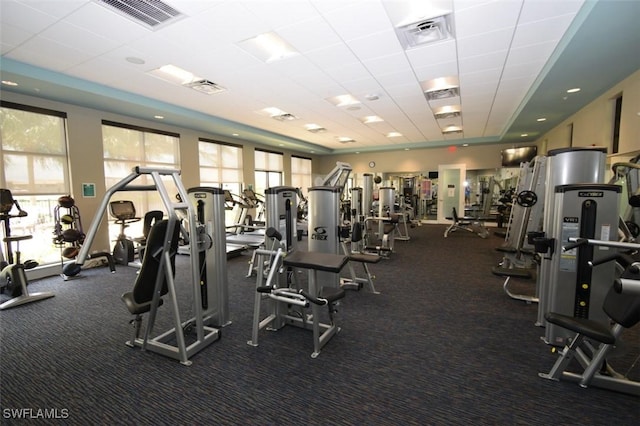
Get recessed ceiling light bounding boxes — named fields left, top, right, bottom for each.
left=536, top=117, right=547, bottom=122
left=1, top=80, right=18, bottom=86
left=421, top=77, right=460, bottom=101
left=126, top=56, right=145, bottom=65
left=404, top=148, right=410, bottom=151
left=365, top=94, right=380, bottom=101
left=337, top=136, right=356, bottom=143
left=442, top=125, right=462, bottom=134
left=154, top=115, right=164, bottom=119
left=232, top=133, right=239, bottom=137
left=361, top=115, right=384, bottom=124
left=238, top=31, right=299, bottom=63
left=521, top=133, right=529, bottom=137
left=566, top=87, right=581, bottom=93
left=386, top=132, right=402, bottom=138
left=462, top=143, right=469, bottom=147
left=148, top=64, right=195, bottom=84
left=305, top=124, right=327, bottom=133
left=327, top=94, right=360, bottom=107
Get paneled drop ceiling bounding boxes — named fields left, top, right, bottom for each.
left=1, top=0, right=639, bottom=155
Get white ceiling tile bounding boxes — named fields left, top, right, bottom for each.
left=347, top=30, right=403, bottom=61
left=453, top=0, right=522, bottom=39
left=16, top=0, right=89, bottom=18
left=458, top=50, right=507, bottom=74
left=1, top=0, right=61, bottom=33
left=39, top=21, right=120, bottom=56
left=63, top=2, right=150, bottom=44
left=0, top=22, right=34, bottom=50
left=241, top=0, right=317, bottom=28
left=363, top=52, right=412, bottom=77
left=305, top=43, right=359, bottom=69
left=322, top=1, right=393, bottom=41
left=413, top=61, right=458, bottom=82
left=457, top=27, right=515, bottom=58
left=6, top=36, right=91, bottom=71
left=374, top=69, right=418, bottom=89
left=405, top=39, right=457, bottom=68
left=512, top=14, right=578, bottom=48
left=277, top=17, right=342, bottom=53
left=518, top=0, right=585, bottom=25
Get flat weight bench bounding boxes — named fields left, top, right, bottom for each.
left=444, top=207, right=489, bottom=238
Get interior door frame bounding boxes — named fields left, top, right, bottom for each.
left=437, top=163, right=466, bottom=224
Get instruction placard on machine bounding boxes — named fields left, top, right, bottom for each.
left=559, top=217, right=579, bottom=272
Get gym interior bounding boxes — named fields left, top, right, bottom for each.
left=1, top=1, right=640, bottom=424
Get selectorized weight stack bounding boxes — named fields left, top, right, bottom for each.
left=532, top=147, right=610, bottom=345
left=542, top=184, right=621, bottom=345
left=187, top=187, right=230, bottom=328
left=308, top=186, right=341, bottom=288
left=264, top=186, right=298, bottom=253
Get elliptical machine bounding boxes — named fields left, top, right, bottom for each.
left=0, top=189, right=55, bottom=310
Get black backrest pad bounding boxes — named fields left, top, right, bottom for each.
left=1, top=189, right=15, bottom=214
left=132, top=219, right=180, bottom=304
left=603, top=267, right=640, bottom=328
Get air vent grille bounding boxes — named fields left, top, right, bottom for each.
left=184, top=80, right=226, bottom=95
left=96, top=0, right=183, bottom=29
left=425, top=87, right=459, bottom=101
left=272, top=113, right=299, bottom=121
left=396, top=14, right=453, bottom=49
left=307, top=127, right=327, bottom=134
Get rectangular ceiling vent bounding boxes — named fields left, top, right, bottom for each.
left=183, top=80, right=226, bottom=95
left=425, top=87, right=459, bottom=101
left=433, top=105, right=461, bottom=119
left=307, top=127, right=327, bottom=134
left=95, top=0, right=183, bottom=30
left=272, top=113, right=299, bottom=121
left=396, top=14, right=453, bottom=49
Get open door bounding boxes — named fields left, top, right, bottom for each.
left=437, top=163, right=466, bottom=224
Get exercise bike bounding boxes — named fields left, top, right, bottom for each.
left=109, top=200, right=140, bottom=265
left=0, top=189, right=54, bottom=310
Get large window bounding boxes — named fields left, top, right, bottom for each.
left=102, top=121, right=180, bottom=240
left=199, top=138, right=243, bottom=226
left=291, top=155, right=312, bottom=195
left=0, top=102, right=70, bottom=264
left=254, top=149, right=283, bottom=196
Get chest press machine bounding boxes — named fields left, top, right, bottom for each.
left=76, top=167, right=227, bottom=365
left=247, top=185, right=349, bottom=358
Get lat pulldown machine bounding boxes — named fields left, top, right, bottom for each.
left=76, top=167, right=227, bottom=365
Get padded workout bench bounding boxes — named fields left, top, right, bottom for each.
left=248, top=249, right=348, bottom=358
left=444, top=207, right=489, bottom=238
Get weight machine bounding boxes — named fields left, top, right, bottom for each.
left=539, top=238, right=640, bottom=396
left=532, top=147, right=608, bottom=334
left=76, top=167, right=226, bottom=365
left=493, top=156, right=546, bottom=302
left=248, top=186, right=349, bottom=357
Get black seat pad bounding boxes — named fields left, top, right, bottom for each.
left=544, top=312, right=615, bottom=344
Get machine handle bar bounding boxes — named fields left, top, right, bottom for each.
left=563, top=238, right=588, bottom=251
left=614, top=278, right=640, bottom=295
left=299, top=289, right=327, bottom=306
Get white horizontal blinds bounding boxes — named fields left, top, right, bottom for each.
left=291, top=155, right=312, bottom=196
left=198, top=139, right=243, bottom=188
left=254, top=149, right=283, bottom=196
left=102, top=121, right=180, bottom=240
left=0, top=102, right=70, bottom=264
